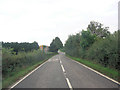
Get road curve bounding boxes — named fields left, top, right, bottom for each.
left=13, top=52, right=119, bottom=88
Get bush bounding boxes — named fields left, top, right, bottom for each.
left=86, top=32, right=119, bottom=69
left=65, top=29, right=119, bottom=70
left=2, top=48, right=55, bottom=78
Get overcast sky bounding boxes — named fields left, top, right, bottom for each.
left=0, top=0, right=119, bottom=46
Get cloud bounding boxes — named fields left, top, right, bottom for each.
left=0, top=0, right=119, bottom=45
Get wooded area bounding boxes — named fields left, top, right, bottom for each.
left=65, top=21, right=120, bottom=70
left=2, top=41, right=39, bottom=54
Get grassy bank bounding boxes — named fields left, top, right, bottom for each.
left=67, top=55, right=120, bottom=82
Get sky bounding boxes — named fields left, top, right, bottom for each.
left=0, top=0, right=119, bottom=46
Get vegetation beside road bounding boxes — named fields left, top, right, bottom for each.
left=49, top=37, right=63, bottom=53
left=67, top=55, right=119, bottom=82
left=2, top=37, right=63, bottom=88
left=65, top=21, right=120, bottom=82
left=2, top=42, right=56, bottom=88
left=3, top=59, right=46, bottom=88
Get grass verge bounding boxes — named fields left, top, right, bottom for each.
left=3, top=54, right=56, bottom=88
left=67, top=55, right=120, bottom=83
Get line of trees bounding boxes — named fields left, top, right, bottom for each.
left=2, top=41, right=39, bottom=54
left=65, top=21, right=120, bottom=70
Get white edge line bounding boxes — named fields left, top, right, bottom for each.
left=72, top=59, right=120, bottom=85
left=61, top=64, right=65, bottom=73
left=66, top=78, right=73, bottom=90
left=10, top=60, right=48, bottom=88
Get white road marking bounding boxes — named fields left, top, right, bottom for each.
left=59, top=57, right=73, bottom=89
left=66, top=78, right=73, bottom=90
left=10, top=60, right=48, bottom=89
left=60, top=60, right=62, bottom=64
left=72, top=60, right=120, bottom=85
left=48, top=58, right=59, bottom=62
left=61, top=64, right=65, bottom=73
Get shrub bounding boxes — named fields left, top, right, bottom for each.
left=2, top=48, right=55, bottom=78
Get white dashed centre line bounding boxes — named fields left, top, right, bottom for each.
left=60, top=60, right=73, bottom=89
left=60, top=60, right=62, bottom=64
left=61, top=64, right=65, bottom=73
left=66, top=78, right=73, bottom=90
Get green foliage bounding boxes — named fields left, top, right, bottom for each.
left=2, top=41, right=39, bottom=54
left=54, top=37, right=63, bottom=49
left=87, top=21, right=110, bottom=38
left=65, top=33, right=81, bottom=57
left=49, top=39, right=58, bottom=52
left=86, top=31, right=119, bottom=69
left=65, top=21, right=119, bottom=70
left=65, top=31, right=95, bottom=58
left=80, top=30, right=95, bottom=50
left=49, top=37, right=63, bottom=52
left=2, top=48, right=55, bottom=78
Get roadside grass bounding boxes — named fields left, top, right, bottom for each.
left=67, top=55, right=120, bottom=83
left=3, top=54, right=56, bottom=88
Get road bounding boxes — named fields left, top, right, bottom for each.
left=13, top=52, right=119, bottom=88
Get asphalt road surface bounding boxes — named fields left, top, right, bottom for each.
left=14, top=52, right=119, bottom=88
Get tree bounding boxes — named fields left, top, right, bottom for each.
left=65, top=33, right=81, bottom=57
left=49, top=37, right=63, bottom=52
left=54, top=37, right=63, bottom=49
left=87, top=21, right=110, bottom=38
left=80, top=30, right=95, bottom=50
left=49, top=39, right=58, bottom=52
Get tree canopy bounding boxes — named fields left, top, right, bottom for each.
left=87, top=21, right=110, bottom=38
left=65, top=21, right=119, bottom=70
left=2, top=41, right=39, bottom=54
left=49, top=37, right=63, bottom=52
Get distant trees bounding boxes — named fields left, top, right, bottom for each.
left=2, top=41, right=39, bottom=54
left=65, top=21, right=120, bottom=70
left=49, top=37, right=63, bottom=52
left=49, top=39, right=58, bottom=52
